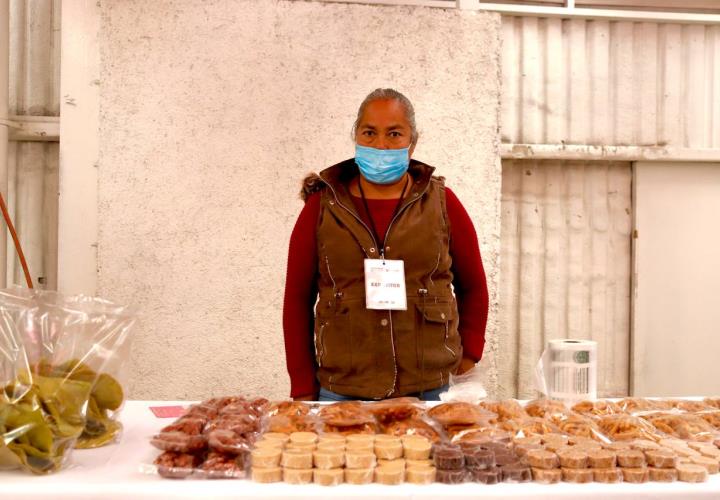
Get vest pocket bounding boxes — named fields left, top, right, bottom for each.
left=314, top=310, right=352, bottom=377
left=415, top=302, right=460, bottom=372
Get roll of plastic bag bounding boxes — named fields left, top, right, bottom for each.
left=535, top=339, right=597, bottom=403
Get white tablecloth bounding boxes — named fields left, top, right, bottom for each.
left=2, top=401, right=720, bottom=499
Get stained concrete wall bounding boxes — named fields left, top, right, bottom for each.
left=97, top=0, right=502, bottom=400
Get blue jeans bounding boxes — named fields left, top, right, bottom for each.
left=319, top=384, right=449, bottom=402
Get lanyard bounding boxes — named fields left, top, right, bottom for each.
left=357, top=175, right=409, bottom=258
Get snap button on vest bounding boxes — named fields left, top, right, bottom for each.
left=380, top=319, right=388, bottom=326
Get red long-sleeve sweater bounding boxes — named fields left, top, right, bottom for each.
left=283, top=187, right=489, bottom=398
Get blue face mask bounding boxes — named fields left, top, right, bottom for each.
left=355, top=144, right=410, bottom=185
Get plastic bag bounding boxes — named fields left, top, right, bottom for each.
left=145, top=395, right=268, bottom=479
left=695, top=410, right=720, bottom=430
left=668, top=400, right=716, bottom=413
left=318, top=401, right=377, bottom=435
left=264, top=400, right=321, bottom=433
left=267, top=413, right=319, bottom=434
left=364, top=398, right=445, bottom=443
left=267, top=400, right=313, bottom=417
left=617, top=397, right=674, bottom=414
left=448, top=422, right=513, bottom=444
left=571, top=399, right=623, bottom=416
left=498, top=416, right=560, bottom=438
left=0, top=288, right=136, bottom=473
left=596, top=414, right=664, bottom=442
left=365, top=397, right=424, bottom=424
left=379, top=415, right=445, bottom=443
left=547, top=412, right=611, bottom=443
left=703, top=397, right=720, bottom=409
left=428, top=402, right=496, bottom=427
left=440, top=362, right=488, bottom=404
left=524, top=398, right=571, bottom=419
left=639, top=412, right=717, bottom=442
left=499, top=398, right=611, bottom=443
left=427, top=402, right=499, bottom=446
left=479, top=400, right=528, bottom=422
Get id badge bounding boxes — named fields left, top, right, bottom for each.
left=364, top=259, right=407, bottom=310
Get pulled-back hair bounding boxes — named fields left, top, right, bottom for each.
left=351, top=88, right=419, bottom=146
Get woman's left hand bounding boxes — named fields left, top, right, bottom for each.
left=457, top=356, right=476, bottom=375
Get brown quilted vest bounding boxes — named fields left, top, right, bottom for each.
left=312, top=158, right=461, bottom=399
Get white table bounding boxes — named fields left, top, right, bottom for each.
left=2, top=401, right=720, bottom=499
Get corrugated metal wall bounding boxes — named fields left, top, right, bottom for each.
left=498, top=159, right=633, bottom=399
left=501, top=17, right=720, bottom=147
left=498, top=16, right=718, bottom=398
left=7, top=0, right=60, bottom=289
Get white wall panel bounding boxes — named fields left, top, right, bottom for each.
left=633, top=162, right=720, bottom=397
left=501, top=16, right=720, bottom=148
left=498, top=159, right=632, bottom=399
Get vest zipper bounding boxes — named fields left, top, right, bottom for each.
left=385, top=311, right=398, bottom=398
left=443, top=321, right=456, bottom=360
left=317, top=322, right=326, bottom=367
left=381, top=185, right=430, bottom=255
left=319, top=174, right=431, bottom=256
left=325, top=256, right=337, bottom=299
left=322, top=257, right=335, bottom=387
left=428, top=251, right=441, bottom=289
left=320, top=173, right=432, bottom=397
left=379, top=183, right=431, bottom=396
left=320, top=180, right=380, bottom=254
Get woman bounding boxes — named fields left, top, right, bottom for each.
left=283, top=88, right=488, bottom=401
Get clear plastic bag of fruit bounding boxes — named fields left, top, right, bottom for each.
left=0, top=288, right=136, bottom=474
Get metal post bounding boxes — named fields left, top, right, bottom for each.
left=0, top=0, right=9, bottom=288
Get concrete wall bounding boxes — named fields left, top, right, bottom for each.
left=97, top=0, right=502, bottom=400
